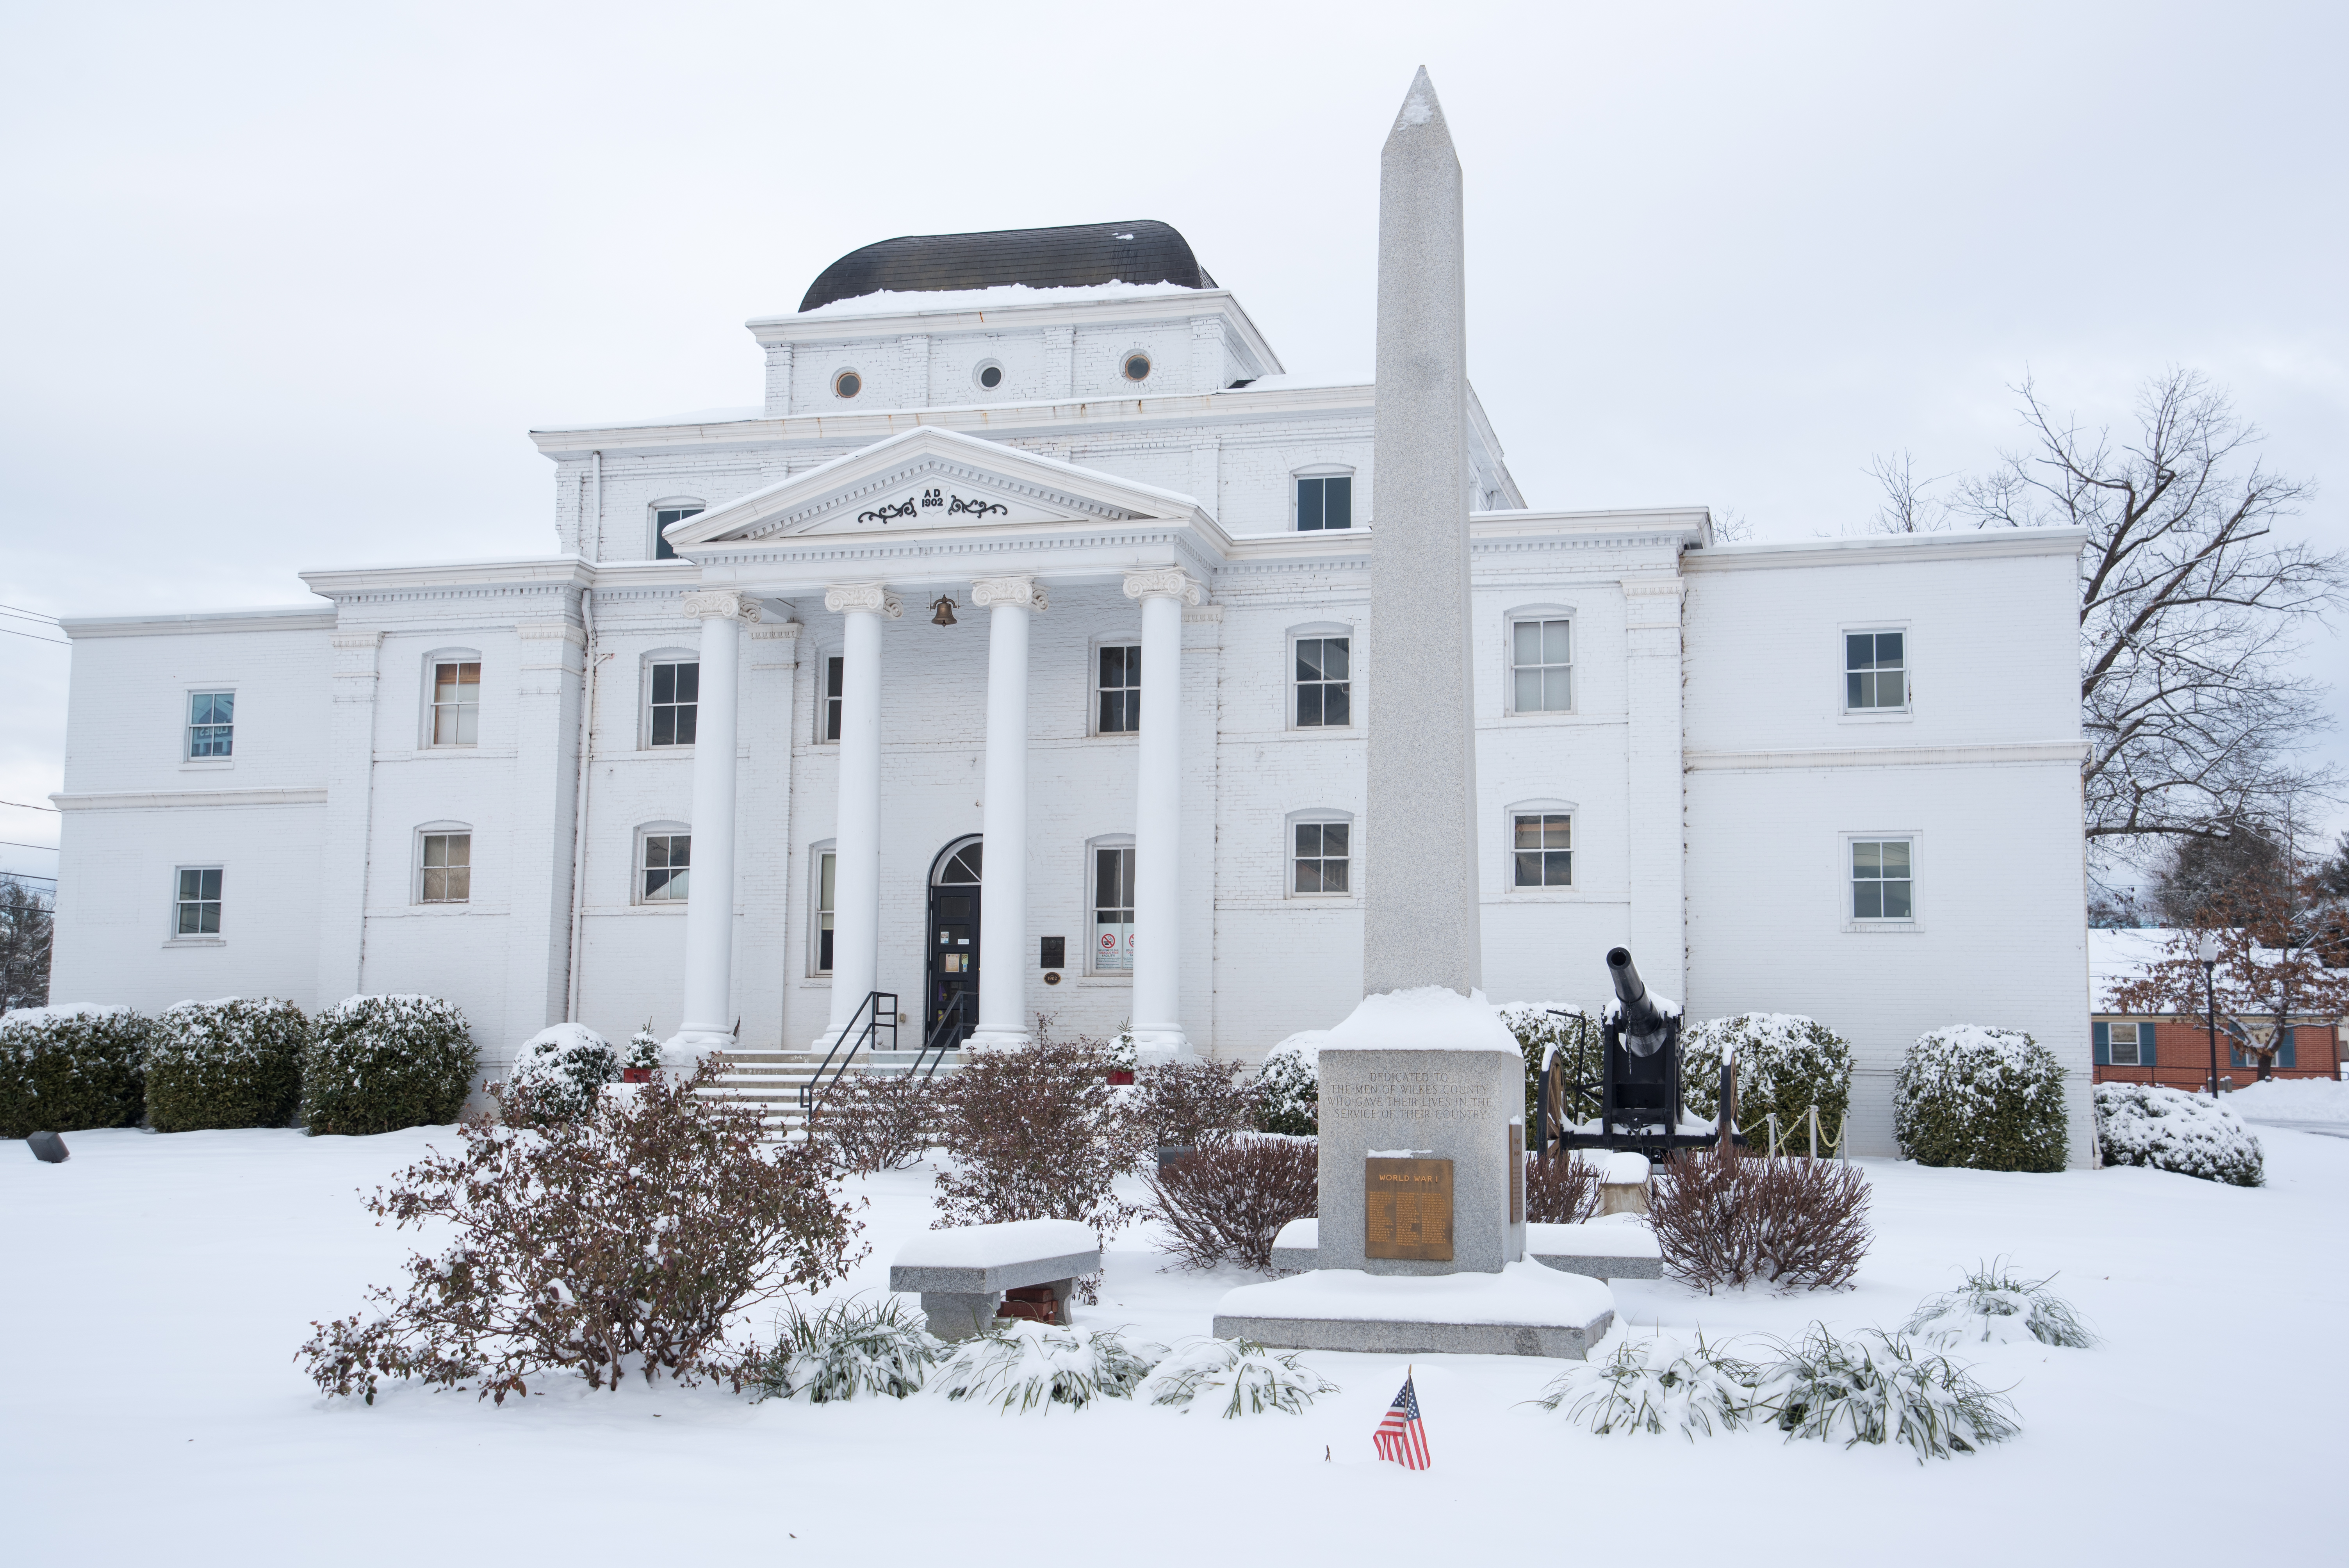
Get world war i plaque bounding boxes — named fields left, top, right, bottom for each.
left=1364, top=1156, right=1454, bottom=1261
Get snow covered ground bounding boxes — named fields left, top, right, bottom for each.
left=2225, top=1077, right=2349, bottom=1137
left=4, top=1127, right=2341, bottom=1565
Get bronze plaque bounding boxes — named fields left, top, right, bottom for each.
left=1508, top=1123, right=1524, bottom=1224
left=1365, top=1157, right=1454, bottom=1261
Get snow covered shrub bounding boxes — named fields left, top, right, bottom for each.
left=1681, top=1013, right=1852, bottom=1137
left=505, top=1023, right=618, bottom=1122
left=0, top=1005, right=149, bottom=1137
left=1524, top=1152, right=1601, bottom=1223
left=1254, top=1031, right=1322, bottom=1136
left=1903, top=1261, right=2096, bottom=1349
left=1749, top=1324, right=2020, bottom=1462
left=1497, top=1002, right=1602, bottom=1127
left=624, top=1026, right=663, bottom=1074
left=743, top=1295, right=939, bottom=1403
left=2095, top=1082, right=2263, bottom=1186
left=301, top=994, right=478, bottom=1136
left=1144, top=1135, right=1319, bottom=1271
left=1649, top=1148, right=1872, bottom=1292
left=809, top=1068, right=934, bottom=1175
left=1893, top=1026, right=2068, bottom=1172
left=1131, top=1058, right=1256, bottom=1151
left=145, top=997, right=309, bottom=1131
left=299, top=1060, right=862, bottom=1404
left=1142, top=1336, right=1337, bottom=1417
left=930, top=1033, right=1144, bottom=1244
left=931, top=1320, right=1161, bottom=1412
left=1536, top=1332, right=1760, bottom=1438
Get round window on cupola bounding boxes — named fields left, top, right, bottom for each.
left=833, top=369, right=863, bottom=399
left=974, top=360, right=1005, bottom=391
left=1121, top=351, right=1153, bottom=383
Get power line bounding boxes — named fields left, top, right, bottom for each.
left=1, top=799, right=60, bottom=813
left=0, top=624, right=70, bottom=647
left=0, top=839, right=59, bottom=853
left=0, top=603, right=61, bottom=623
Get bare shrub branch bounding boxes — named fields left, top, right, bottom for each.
left=1649, top=1149, right=1872, bottom=1293
left=1144, top=1136, right=1319, bottom=1272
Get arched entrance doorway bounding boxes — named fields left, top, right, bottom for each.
left=927, top=836, right=982, bottom=1044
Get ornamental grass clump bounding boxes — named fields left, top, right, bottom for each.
left=1253, top=1031, right=1322, bottom=1136
left=743, top=1295, right=940, bottom=1403
left=1681, top=1013, right=1852, bottom=1137
left=931, top=1321, right=1162, bottom=1413
left=505, top=1023, right=618, bottom=1123
left=0, top=1005, right=149, bottom=1137
left=1524, top=1152, right=1600, bottom=1223
left=1143, top=1135, right=1319, bottom=1272
left=1536, top=1332, right=1760, bottom=1438
left=1893, top=1025, right=2068, bottom=1172
left=145, top=997, right=309, bottom=1131
left=1648, top=1147, right=1872, bottom=1292
left=1750, top=1324, right=2020, bottom=1462
left=1903, top=1260, right=2097, bottom=1349
left=302, top=994, right=478, bottom=1136
left=930, top=1032, right=1144, bottom=1245
left=1142, top=1337, right=1337, bottom=1417
left=2094, top=1082, right=2263, bottom=1186
left=299, top=1060, right=863, bottom=1404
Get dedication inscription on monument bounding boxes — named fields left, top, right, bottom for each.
left=1364, top=1156, right=1454, bottom=1261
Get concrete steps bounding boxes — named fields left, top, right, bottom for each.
left=697, top=1047, right=961, bottom=1142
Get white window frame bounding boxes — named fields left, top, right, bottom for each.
left=634, top=822, right=691, bottom=906
left=1840, top=622, right=1913, bottom=718
left=1291, top=466, right=1357, bottom=532
left=1285, top=808, right=1356, bottom=900
left=1507, top=800, right=1577, bottom=891
left=815, top=652, right=844, bottom=745
left=643, top=649, right=699, bottom=750
left=1091, top=638, right=1143, bottom=739
left=1503, top=606, right=1576, bottom=716
left=1287, top=621, right=1355, bottom=731
left=971, top=358, right=1007, bottom=394
left=807, top=839, right=836, bottom=977
left=170, top=864, right=224, bottom=940
left=1087, top=834, right=1136, bottom=977
left=421, top=649, right=483, bottom=749
left=650, top=497, right=706, bottom=562
left=1844, top=831, right=1921, bottom=930
left=415, top=823, right=474, bottom=905
left=184, top=688, right=236, bottom=762
left=2108, top=1020, right=2144, bottom=1067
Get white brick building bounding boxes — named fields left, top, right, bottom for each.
left=48, top=221, right=2094, bottom=1158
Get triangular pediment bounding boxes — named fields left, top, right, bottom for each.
left=665, top=426, right=1213, bottom=552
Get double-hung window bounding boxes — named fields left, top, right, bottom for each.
left=1296, top=474, right=1353, bottom=531
left=1093, top=844, right=1135, bottom=972
left=1097, top=645, right=1141, bottom=734
left=420, top=832, right=472, bottom=903
left=821, top=656, right=844, bottom=743
left=1295, top=637, right=1350, bottom=727
left=813, top=849, right=836, bottom=973
left=1850, top=839, right=1912, bottom=919
left=1293, top=821, right=1351, bottom=894
left=1845, top=631, right=1907, bottom=710
left=653, top=504, right=704, bottom=561
left=649, top=661, right=699, bottom=746
left=175, top=867, right=223, bottom=935
left=640, top=832, right=689, bottom=902
left=431, top=662, right=480, bottom=746
left=1513, top=814, right=1572, bottom=887
left=1510, top=619, right=1572, bottom=713
left=187, top=692, right=234, bottom=758
left=2105, top=1022, right=2146, bottom=1067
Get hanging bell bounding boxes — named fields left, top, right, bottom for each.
left=930, top=595, right=959, bottom=626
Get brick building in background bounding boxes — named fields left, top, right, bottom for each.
left=2089, top=927, right=2344, bottom=1087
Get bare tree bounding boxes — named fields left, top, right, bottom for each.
left=0, top=877, right=52, bottom=1012
left=1864, top=450, right=1950, bottom=534
left=1881, top=370, right=2345, bottom=845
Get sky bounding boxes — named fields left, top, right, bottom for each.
left=3, top=0, right=2345, bottom=884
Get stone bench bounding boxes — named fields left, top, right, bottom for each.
left=1527, top=1216, right=1663, bottom=1280
left=888, top=1218, right=1101, bottom=1341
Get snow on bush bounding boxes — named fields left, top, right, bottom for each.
left=506, top=1023, right=618, bottom=1121
left=1893, top=1026, right=2068, bottom=1172
left=931, top=1321, right=1162, bottom=1413
left=2095, top=1082, right=2264, bottom=1186
left=745, top=1295, right=940, bottom=1403
left=623, top=1026, right=663, bottom=1075
left=1537, top=1332, right=1759, bottom=1438
left=146, top=997, right=309, bottom=1132
left=930, top=1033, right=1145, bottom=1250
left=1144, top=1135, right=1318, bottom=1271
left=1495, top=1002, right=1601, bottom=1127
left=1681, top=1013, right=1853, bottom=1139
left=299, top=1060, right=862, bottom=1404
left=1254, top=1030, right=1323, bottom=1136
left=301, top=994, right=478, bottom=1136
left=1141, top=1336, right=1337, bottom=1417
left=1903, top=1261, right=2097, bottom=1349
left=1649, top=1147, right=1872, bottom=1292
left=0, top=1004, right=149, bottom=1137
left=1750, top=1324, right=2020, bottom=1462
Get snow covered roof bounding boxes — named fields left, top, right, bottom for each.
left=2090, top=927, right=2180, bottom=1012
left=798, top=219, right=1214, bottom=312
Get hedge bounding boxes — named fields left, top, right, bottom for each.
left=1495, top=1002, right=1601, bottom=1136
left=0, top=1005, right=150, bottom=1136
left=302, top=994, right=478, bottom=1136
left=146, top=997, right=310, bottom=1131
left=1893, top=1026, right=2068, bottom=1172
left=506, top=1023, right=618, bottom=1121
left=2096, top=1082, right=2263, bottom=1187
left=1682, top=1013, right=1853, bottom=1142
left=1255, top=1031, right=1322, bottom=1137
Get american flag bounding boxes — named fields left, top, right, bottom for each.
left=1371, top=1369, right=1431, bottom=1470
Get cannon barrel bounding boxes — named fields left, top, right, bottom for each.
left=1606, top=946, right=1670, bottom=1037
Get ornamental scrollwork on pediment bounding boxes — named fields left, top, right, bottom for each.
left=855, top=489, right=1012, bottom=526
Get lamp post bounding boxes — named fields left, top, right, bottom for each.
left=2198, top=929, right=2222, bottom=1098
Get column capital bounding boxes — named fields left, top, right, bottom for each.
left=681, top=590, right=763, bottom=623
left=825, top=582, right=904, bottom=618
left=1122, top=567, right=1204, bottom=606
left=971, top=575, right=1049, bottom=613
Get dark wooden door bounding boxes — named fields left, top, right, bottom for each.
left=927, top=839, right=982, bottom=1042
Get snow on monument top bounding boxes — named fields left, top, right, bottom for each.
left=1322, top=986, right=1521, bottom=1055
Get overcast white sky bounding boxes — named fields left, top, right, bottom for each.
left=4, top=0, right=2345, bottom=882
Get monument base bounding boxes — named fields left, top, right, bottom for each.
left=1211, top=1262, right=1615, bottom=1360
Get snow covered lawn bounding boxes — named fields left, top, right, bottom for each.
left=4, top=1128, right=2340, bottom=1564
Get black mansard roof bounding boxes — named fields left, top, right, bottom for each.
left=798, top=220, right=1216, bottom=312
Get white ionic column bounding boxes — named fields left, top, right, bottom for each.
left=967, top=576, right=1048, bottom=1052
left=1123, top=567, right=1203, bottom=1063
left=670, top=589, right=759, bottom=1059
left=820, top=582, right=901, bottom=1045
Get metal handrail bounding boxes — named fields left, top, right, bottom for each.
left=799, top=991, right=897, bottom=1114
left=910, top=991, right=968, bottom=1083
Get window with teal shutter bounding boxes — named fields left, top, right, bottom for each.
left=2141, top=1024, right=2156, bottom=1067
left=2092, top=1021, right=2109, bottom=1066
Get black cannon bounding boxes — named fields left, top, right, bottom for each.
left=1536, top=946, right=1740, bottom=1161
